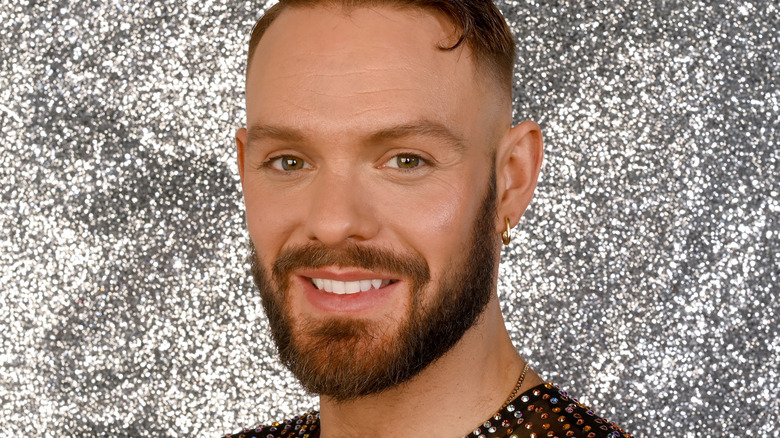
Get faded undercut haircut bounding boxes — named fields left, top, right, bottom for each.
left=246, top=0, right=517, bottom=95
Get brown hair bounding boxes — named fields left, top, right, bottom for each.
left=246, top=0, right=516, bottom=93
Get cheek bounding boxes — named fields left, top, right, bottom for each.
left=406, top=194, right=463, bottom=234
left=374, top=177, right=482, bottom=261
left=243, top=185, right=299, bottom=257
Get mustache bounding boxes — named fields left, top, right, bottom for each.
left=270, top=243, right=431, bottom=291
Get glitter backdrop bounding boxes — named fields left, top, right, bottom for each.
left=1, top=0, right=777, bottom=436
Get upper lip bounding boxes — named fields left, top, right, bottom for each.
left=296, top=268, right=399, bottom=282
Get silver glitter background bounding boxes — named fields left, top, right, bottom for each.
left=1, top=0, right=777, bottom=436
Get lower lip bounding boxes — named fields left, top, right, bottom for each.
left=297, top=276, right=400, bottom=313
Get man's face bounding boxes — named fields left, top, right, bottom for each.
left=239, top=6, right=505, bottom=399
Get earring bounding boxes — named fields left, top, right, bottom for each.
left=502, top=217, right=513, bottom=245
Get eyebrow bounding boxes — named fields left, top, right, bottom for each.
left=367, top=120, right=466, bottom=152
left=247, top=124, right=306, bottom=145
left=246, top=119, right=466, bottom=152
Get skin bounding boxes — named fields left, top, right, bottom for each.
left=236, top=5, right=544, bottom=437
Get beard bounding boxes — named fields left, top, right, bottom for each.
left=250, top=172, right=499, bottom=402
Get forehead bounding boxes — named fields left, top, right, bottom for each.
left=245, top=5, right=498, bottom=139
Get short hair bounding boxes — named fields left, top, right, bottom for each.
left=246, top=0, right=516, bottom=94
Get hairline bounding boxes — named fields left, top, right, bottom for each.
left=245, top=1, right=515, bottom=99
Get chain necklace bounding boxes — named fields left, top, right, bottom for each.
left=501, top=362, right=530, bottom=409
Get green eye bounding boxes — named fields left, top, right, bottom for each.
left=281, top=156, right=304, bottom=170
left=395, top=155, right=420, bottom=169
left=270, top=155, right=308, bottom=171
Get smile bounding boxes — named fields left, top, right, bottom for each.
left=310, top=278, right=396, bottom=294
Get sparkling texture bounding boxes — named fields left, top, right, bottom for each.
left=0, top=0, right=778, bottom=436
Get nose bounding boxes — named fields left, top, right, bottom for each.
left=304, top=168, right=379, bottom=245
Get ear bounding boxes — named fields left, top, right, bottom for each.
left=495, top=120, right=543, bottom=234
left=236, top=127, right=248, bottom=185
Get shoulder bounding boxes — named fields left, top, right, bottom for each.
left=224, top=411, right=320, bottom=438
left=467, top=382, right=634, bottom=438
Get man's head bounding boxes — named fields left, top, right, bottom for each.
left=236, top=0, right=543, bottom=401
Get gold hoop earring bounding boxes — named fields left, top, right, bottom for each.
left=502, top=217, right=512, bottom=245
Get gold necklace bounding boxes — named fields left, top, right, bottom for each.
left=501, top=362, right=530, bottom=409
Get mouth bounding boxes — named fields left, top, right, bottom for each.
left=308, top=277, right=398, bottom=295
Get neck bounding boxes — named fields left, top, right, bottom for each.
left=318, top=297, right=543, bottom=438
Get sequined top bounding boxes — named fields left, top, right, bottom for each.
left=226, top=382, right=632, bottom=438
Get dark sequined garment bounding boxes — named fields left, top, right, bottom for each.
left=226, top=382, right=632, bottom=438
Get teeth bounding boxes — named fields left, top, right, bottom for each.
left=311, top=278, right=392, bottom=294
left=345, top=281, right=360, bottom=294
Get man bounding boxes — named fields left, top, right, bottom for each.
left=229, top=0, right=632, bottom=436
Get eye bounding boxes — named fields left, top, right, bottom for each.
left=267, top=155, right=310, bottom=171
left=386, top=154, right=423, bottom=169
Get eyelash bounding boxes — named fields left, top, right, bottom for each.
left=385, top=153, right=432, bottom=170
left=260, top=155, right=308, bottom=171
